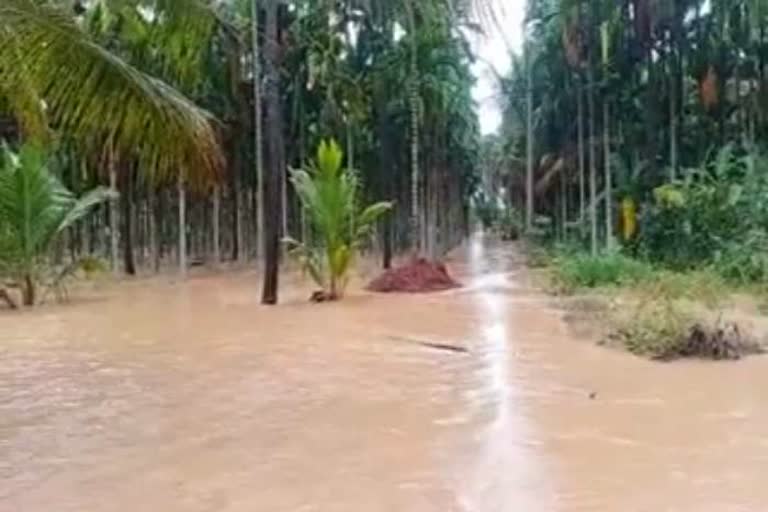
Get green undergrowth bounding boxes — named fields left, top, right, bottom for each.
left=548, top=251, right=653, bottom=294
left=539, top=246, right=764, bottom=360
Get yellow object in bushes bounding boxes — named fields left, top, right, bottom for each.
left=621, top=197, right=637, bottom=241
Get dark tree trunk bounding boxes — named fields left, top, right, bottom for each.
left=383, top=223, right=393, bottom=269
left=376, top=100, right=394, bottom=269
left=261, top=0, right=285, bottom=305
left=231, top=155, right=241, bottom=262
left=121, top=165, right=136, bottom=276
left=22, top=274, right=35, bottom=307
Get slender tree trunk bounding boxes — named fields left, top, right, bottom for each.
left=261, top=0, right=284, bottom=305
left=148, top=186, right=159, bottom=272
left=376, top=103, right=393, bottom=269
left=383, top=214, right=393, bottom=269
left=409, top=71, right=421, bottom=253
left=587, top=64, right=598, bottom=254
left=212, top=185, right=221, bottom=266
left=250, top=188, right=257, bottom=258
left=121, top=168, right=136, bottom=276
left=136, top=197, right=146, bottom=269
left=669, top=19, right=679, bottom=180
left=734, top=42, right=744, bottom=143
left=232, top=160, right=243, bottom=262
left=22, top=274, right=35, bottom=307
left=281, top=160, right=288, bottom=239
left=253, top=0, right=265, bottom=261
left=603, top=101, right=612, bottom=248
left=405, top=0, right=421, bottom=253
left=347, top=123, right=355, bottom=175
left=109, top=152, right=119, bottom=275
left=577, top=73, right=586, bottom=222
left=669, top=70, right=678, bottom=180
left=560, top=169, right=568, bottom=241
left=525, top=40, right=535, bottom=231
left=157, top=188, right=167, bottom=267
left=80, top=164, right=91, bottom=256
left=178, top=175, right=187, bottom=277
left=299, top=115, right=308, bottom=245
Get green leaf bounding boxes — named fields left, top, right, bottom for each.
left=0, top=0, right=224, bottom=187
left=57, top=186, right=117, bottom=233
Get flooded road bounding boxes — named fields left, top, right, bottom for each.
left=1, top=238, right=768, bottom=511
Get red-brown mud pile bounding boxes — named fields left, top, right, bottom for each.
left=367, top=258, right=461, bottom=293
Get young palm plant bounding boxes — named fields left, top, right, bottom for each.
left=286, top=140, right=392, bottom=301
left=0, top=144, right=116, bottom=306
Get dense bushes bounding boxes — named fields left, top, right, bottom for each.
left=637, top=147, right=768, bottom=283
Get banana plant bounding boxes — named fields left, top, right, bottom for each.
left=0, top=144, right=116, bottom=306
left=285, top=139, right=392, bottom=301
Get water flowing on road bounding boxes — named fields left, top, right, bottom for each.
left=1, top=237, right=767, bottom=511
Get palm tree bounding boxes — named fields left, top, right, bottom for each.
left=0, top=144, right=115, bottom=306
left=404, top=0, right=423, bottom=252
left=286, top=140, right=392, bottom=300
left=0, top=0, right=224, bottom=186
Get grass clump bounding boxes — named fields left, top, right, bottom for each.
left=607, top=298, right=693, bottom=359
left=634, top=268, right=728, bottom=308
left=524, top=244, right=554, bottom=269
left=608, top=300, right=763, bottom=360
left=550, top=252, right=653, bottom=294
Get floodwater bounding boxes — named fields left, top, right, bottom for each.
left=1, top=237, right=768, bottom=511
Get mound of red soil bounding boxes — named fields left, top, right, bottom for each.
left=367, top=258, right=461, bottom=293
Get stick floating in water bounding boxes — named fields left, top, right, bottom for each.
left=386, top=335, right=470, bottom=354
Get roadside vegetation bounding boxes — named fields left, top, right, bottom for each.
left=529, top=239, right=767, bottom=361
left=477, top=146, right=768, bottom=360
left=473, top=0, right=768, bottom=361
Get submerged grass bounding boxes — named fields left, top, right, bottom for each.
left=605, top=297, right=693, bottom=359
left=540, top=246, right=762, bottom=360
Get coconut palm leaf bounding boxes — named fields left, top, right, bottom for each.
left=57, top=186, right=117, bottom=233
left=354, top=201, right=394, bottom=240
left=85, top=0, right=228, bottom=92
left=0, top=144, right=115, bottom=305
left=0, top=144, right=64, bottom=265
left=0, top=0, right=224, bottom=186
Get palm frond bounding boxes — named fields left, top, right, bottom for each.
left=98, top=0, right=227, bottom=91
left=0, top=0, right=224, bottom=187
left=0, top=144, right=63, bottom=264
left=57, top=186, right=117, bottom=233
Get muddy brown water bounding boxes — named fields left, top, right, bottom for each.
left=1, top=238, right=768, bottom=511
